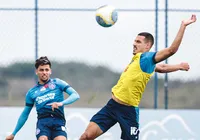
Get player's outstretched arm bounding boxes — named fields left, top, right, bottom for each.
left=154, top=15, right=196, bottom=63
left=5, top=106, right=33, bottom=140
left=155, top=62, right=189, bottom=73
left=47, top=87, right=80, bottom=111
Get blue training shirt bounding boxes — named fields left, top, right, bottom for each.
left=26, top=78, right=71, bottom=119
left=12, top=78, right=79, bottom=136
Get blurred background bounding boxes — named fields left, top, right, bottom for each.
left=1, top=0, right=200, bottom=140
left=0, top=0, right=200, bottom=109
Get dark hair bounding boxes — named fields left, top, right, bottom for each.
left=35, top=56, right=51, bottom=69
left=138, top=32, right=154, bottom=46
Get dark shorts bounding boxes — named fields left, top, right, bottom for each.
left=36, top=115, right=67, bottom=140
left=90, top=99, right=140, bottom=140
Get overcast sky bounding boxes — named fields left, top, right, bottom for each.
left=0, top=0, right=199, bottom=80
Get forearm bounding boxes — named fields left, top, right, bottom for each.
left=169, top=23, right=186, bottom=54
left=154, top=24, right=187, bottom=63
left=155, top=63, right=182, bottom=73
left=154, top=15, right=196, bottom=63
left=12, top=106, right=32, bottom=136
left=61, top=93, right=80, bottom=105
left=61, top=87, right=80, bottom=105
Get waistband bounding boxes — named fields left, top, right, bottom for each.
left=110, top=97, right=139, bottom=109
left=38, top=113, right=65, bottom=121
left=112, top=93, right=132, bottom=106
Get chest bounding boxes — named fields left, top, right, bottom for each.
left=31, top=83, right=62, bottom=100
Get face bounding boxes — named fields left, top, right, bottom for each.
left=36, top=64, right=51, bottom=84
left=133, top=35, right=151, bottom=55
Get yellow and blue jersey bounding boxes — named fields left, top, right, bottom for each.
left=112, top=52, right=156, bottom=107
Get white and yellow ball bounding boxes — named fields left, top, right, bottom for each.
left=95, top=5, right=118, bottom=28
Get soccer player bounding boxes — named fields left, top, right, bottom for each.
left=5, top=56, right=80, bottom=140
left=79, top=15, right=196, bottom=140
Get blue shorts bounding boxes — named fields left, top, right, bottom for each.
left=90, top=99, right=140, bottom=140
left=36, top=115, right=67, bottom=140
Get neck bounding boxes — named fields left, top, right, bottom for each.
left=38, top=78, right=50, bottom=85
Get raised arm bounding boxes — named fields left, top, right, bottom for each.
left=155, top=62, right=189, bottom=73
left=154, top=15, right=196, bottom=63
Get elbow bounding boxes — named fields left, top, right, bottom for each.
left=22, top=113, right=29, bottom=120
left=156, top=66, right=168, bottom=73
left=75, top=93, right=80, bottom=100
left=160, top=66, right=168, bottom=73
left=77, top=94, right=80, bottom=100
left=160, top=70, right=168, bottom=73
left=168, top=47, right=178, bottom=55
left=157, top=69, right=166, bottom=73
left=19, top=114, right=29, bottom=123
left=24, top=117, right=28, bottom=122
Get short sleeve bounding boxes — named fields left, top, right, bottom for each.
left=55, top=78, right=70, bottom=91
left=140, top=52, right=157, bottom=73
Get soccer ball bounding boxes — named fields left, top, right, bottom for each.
left=95, top=5, right=118, bottom=28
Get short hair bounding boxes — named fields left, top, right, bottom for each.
left=138, top=32, right=154, bottom=46
left=35, top=56, right=51, bottom=69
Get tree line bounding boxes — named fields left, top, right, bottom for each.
left=0, top=61, right=199, bottom=109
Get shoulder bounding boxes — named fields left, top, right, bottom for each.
left=51, top=78, right=69, bottom=86
left=141, top=52, right=156, bottom=58
left=139, top=52, right=156, bottom=73
left=141, top=52, right=156, bottom=63
left=25, top=86, right=37, bottom=102
left=51, top=78, right=66, bottom=83
left=26, top=85, right=37, bottom=96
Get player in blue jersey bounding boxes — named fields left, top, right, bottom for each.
left=6, top=56, right=80, bottom=140
left=80, top=15, right=196, bottom=140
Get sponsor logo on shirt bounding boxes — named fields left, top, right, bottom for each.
left=36, top=93, right=55, bottom=104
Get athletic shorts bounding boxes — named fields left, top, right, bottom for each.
left=90, top=98, right=140, bottom=140
left=36, top=115, right=67, bottom=140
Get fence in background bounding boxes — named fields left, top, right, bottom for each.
left=0, top=0, right=200, bottom=109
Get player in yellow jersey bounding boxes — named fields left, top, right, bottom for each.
left=80, top=15, right=196, bottom=140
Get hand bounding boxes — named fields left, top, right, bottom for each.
left=179, top=62, right=190, bottom=71
left=47, top=102, right=63, bottom=111
left=5, top=134, right=14, bottom=140
left=182, top=14, right=197, bottom=26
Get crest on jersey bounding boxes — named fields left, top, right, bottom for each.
left=48, top=83, right=56, bottom=90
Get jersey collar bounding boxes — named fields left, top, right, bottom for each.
left=37, top=78, right=51, bottom=86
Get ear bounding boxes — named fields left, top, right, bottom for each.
left=145, top=42, right=151, bottom=50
